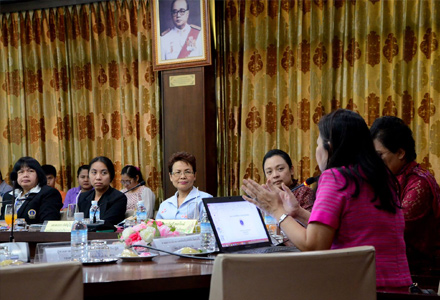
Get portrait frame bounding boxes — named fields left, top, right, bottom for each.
left=151, top=0, right=211, bottom=71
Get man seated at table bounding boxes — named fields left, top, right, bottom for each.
left=42, top=164, right=66, bottom=203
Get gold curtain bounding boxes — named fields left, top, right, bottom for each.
left=0, top=0, right=163, bottom=200
left=217, top=0, right=440, bottom=196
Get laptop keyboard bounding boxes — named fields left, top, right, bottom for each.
left=235, top=246, right=300, bottom=254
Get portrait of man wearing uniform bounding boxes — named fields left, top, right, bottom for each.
left=160, top=0, right=203, bottom=61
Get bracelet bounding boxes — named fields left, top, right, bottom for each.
left=277, top=214, right=288, bottom=227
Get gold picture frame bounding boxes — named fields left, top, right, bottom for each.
left=151, top=0, right=211, bottom=71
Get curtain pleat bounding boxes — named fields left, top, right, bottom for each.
left=216, top=0, right=440, bottom=195
left=0, top=0, right=163, bottom=202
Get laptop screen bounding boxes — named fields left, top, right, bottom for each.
left=202, top=196, right=272, bottom=252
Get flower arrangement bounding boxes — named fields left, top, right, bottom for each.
left=119, top=219, right=180, bottom=248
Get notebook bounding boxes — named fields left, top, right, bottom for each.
left=202, top=196, right=300, bottom=254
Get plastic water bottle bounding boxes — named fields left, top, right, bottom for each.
left=264, top=214, right=277, bottom=236
left=89, top=201, right=100, bottom=223
left=71, top=212, right=88, bottom=262
left=136, top=200, right=147, bottom=224
left=200, top=211, right=215, bottom=251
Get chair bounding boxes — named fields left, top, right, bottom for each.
left=209, top=246, right=376, bottom=300
left=0, top=261, right=83, bottom=300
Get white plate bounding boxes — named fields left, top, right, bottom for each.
left=82, top=258, right=119, bottom=265
left=117, top=253, right=158, bottom=262
left=175, top=249, right=216, bottom=257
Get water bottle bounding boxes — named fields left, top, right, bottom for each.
left=89, top=201, right=100, bottom=223
left=136, top=200, right=147, bottom=224
left=71, top=212, right=88, bottom=262
left=264, top=214, right=277, bottom=236
left=200, top=211, right=215, bottom=251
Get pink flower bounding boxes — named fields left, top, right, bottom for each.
left=155, top=221, right=163, bottom=227
left=159, top=225, right=171, bottom=237
left=129, top=232, right=142, bottom=243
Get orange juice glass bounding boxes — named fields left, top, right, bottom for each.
left=5, top=214, right=17, bottom=227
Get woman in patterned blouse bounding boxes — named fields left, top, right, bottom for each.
left=120, top=165, right=156, bottom=219
left=262, top=149, right=315, bottom=212
left=371, top=116, right=440, bottom=273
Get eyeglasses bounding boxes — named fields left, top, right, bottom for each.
left=120, top=180, right=133, bottom=185
left=171, top=170, right=194, bottom=177
left=171, top=9, right=188, bottom=16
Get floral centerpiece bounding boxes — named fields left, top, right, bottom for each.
left=119, top=219, right=180, bottom=250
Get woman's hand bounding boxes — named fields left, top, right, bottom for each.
left=279, top=183, right=301, bottom=218
left=241, top=178, right=283, bottom=216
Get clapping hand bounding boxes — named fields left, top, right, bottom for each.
left=241, top=178, right=283, bottom=216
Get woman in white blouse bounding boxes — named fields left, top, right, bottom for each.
left=120, top=165, right=156, bottom=219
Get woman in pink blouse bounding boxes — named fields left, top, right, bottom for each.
left=242, top=109, right=412, bottom=292
left=120, top=165, right=156, bottom=219
left=371, top=116, right=440, bottom=273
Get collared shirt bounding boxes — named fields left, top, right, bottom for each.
left=160, top=23, right=202, bottom=60
left=156, top=186, right=212, bottom=221
left=0, top=181, right=13, bottom=197
left=12, top=185, right=42, bottom=213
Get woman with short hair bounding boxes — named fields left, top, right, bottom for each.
left=1, top=156, right=62, bottom=224
left=371, top=116, right=440, bottom=273
left=156, top=151, right=212, bottom=220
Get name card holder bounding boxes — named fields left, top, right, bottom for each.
left=156, top=219, right=198, bottom=234
left=35, top=240, right=125, bottom=263
left=41, top=221, right=74, bottom=232
left=151, top=234, right=201, bottom=255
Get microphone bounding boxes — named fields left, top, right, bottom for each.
left=9, top=171, right=18, bottom=242
left=290, top=175, right=319, bottom=192
left=123, top=181, right=145, bottom=194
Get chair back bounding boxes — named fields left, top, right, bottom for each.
left=0, top=261, right=83, bottom=300
left=209, top=246, right=376, bottom=300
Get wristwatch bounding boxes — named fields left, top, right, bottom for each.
left=277, top=214, right=289, bottom=227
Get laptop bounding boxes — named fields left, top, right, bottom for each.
left=202, top=196, right=300, bottom=254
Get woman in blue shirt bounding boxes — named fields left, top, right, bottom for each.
left=156, top=152, right=212, bottom=220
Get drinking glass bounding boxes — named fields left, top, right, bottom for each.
left=187, top=202, right=200, bottom=233
left=88, top=240, right=109, bottom=262
left=67, top=204, right=76, bottom=221
left=186, top=202, right=199, bottom=220
left=14, top=218, right=27, bottom=231
left=0, top=245, right=10, bottom=262
left=4, top=205, right=17, bottom=227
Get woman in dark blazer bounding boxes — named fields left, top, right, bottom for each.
left=77, top=156, right=127, bottom=226
left=1, top=157, right=62, bottom=224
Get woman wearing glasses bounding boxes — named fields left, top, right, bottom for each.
left=371, top=116, right=440, bottom=274
left=120, top=165, right=156, bottom=219
left=156, top=152, right=212, bottom=220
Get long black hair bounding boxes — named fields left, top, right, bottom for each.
left=318, top=109, right=399, bottom=213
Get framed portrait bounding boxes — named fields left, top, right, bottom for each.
left=151, top=0, right=211, bottom=71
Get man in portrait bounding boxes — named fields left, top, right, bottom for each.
left=160, top=0, right=203, bottom=60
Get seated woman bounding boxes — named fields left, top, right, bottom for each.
left=242, top=109, right=412, bottom=292
left=78, top=156, right=127, bottom=226
left=263, top=149, right=315, bottom=211
left=1, top=157, right=63, bottom=224
left=156, top=152, right=212, bottom=220
left=120, top=165, right=156, bottom=219
left=371, top=116, right=440, bottom=273
left=62, top=165, right=93, bottom=211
